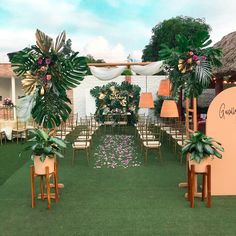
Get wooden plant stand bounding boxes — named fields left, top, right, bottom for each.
left=188, top=164, right=211, bottom=208
left=30, top=162, right=59, bottom=209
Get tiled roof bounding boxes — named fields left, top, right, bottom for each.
left=0, top=63, right=16, bottom=78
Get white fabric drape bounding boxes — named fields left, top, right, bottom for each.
left=130, top=61, right=163, bottom=76
left=89, top=66, right=126, bottom=81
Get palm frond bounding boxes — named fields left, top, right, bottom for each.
left=195, top=60, right=212, bottom=87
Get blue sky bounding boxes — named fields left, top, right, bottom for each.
left=0, top=0, right=235, bottom=62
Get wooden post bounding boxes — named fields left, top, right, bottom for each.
left=40, top=176, right=44, bottom=200
left=207, top=165, right=211, bottom=208
left=177, top=89, right=183, bottom=121
left=45, top=166, right=51, bottom=209
left=190, top=164, right=195, bottom=208
left=30, top=166, right=35, bottom=208
left=54, top=162, right=59, bottom=203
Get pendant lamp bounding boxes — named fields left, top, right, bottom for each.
left=139, top=76, right=154, bottom=108
left=139, top=92, right=154, bottom=108
left=157, top=79, right=171, bottom=96
left=160, top=100, right=179, bottom=117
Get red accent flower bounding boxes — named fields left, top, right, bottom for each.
left=192, top=55, right=199, bottom=61
left=37, top=57, right=43, bottom=65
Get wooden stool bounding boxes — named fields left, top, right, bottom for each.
left=30, top=162, right=59, bottom=209
left=188, top=164, right=211, bottom=208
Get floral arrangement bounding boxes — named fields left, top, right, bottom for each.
left=159, top=34, right=222, bottom=98
left=178, top=51, right=207, bottom=74
left=3, top=97, right=14, bottom=106
left=8, top=29, right=87, bottom=128
left=90, top=81, right=141, bottom=124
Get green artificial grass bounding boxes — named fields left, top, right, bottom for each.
left=0, top=127, right=236, bottom=235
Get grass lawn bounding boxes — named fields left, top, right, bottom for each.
left=0, top=126, right=236, bottom=235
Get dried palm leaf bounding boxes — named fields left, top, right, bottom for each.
left=22, top=72, right=38, bottom=95
left=54, top=31, right=66, bottom=52
left=35, top=29, right=53, bottom=53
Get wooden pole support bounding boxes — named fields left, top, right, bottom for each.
left=30, top=166, right=35, bottom=208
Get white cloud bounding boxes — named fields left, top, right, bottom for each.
left=80, top=36, right=126, bottom=62
left=80, top=36, right=142, bottom=62
left=1, top=0, right=236, bottom=64
left=0, top=28, right=35, bottom=54
left=0, top=0, right=103, bottom=31
left=130, top=50, right=142, bottom=61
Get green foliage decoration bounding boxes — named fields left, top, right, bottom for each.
left=90, top=81, right=141, bottom=124
left=8, top=29, right=87, bottom=128
left=159, top=33, right=222, bottom=98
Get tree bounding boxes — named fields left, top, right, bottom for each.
left=142, top=16, right=211, bottom=62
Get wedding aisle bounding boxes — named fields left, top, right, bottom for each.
left=94, top=134, right=141, bottom=169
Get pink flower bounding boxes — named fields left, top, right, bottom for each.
left=188, top=51, right=194, bottom=56
left=187, top=58, right=192, bottom=64
left=37, top=57, right=43, bottom=65
left=123, top=159, right=129, bottom=165
left=202, top=56, right=207, bottom=60
left=45, top=58, right=51, bottom=65
left=40, top=66, right=47, bottom=72
left=192, top=55, right=199, bottom=61
left=46, top=74, right=51, bottom=81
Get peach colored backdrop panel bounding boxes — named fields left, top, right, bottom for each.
left=207, top=86, right=236, bottom=195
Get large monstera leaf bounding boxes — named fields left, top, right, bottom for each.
left=52, top=53, right=87, bottom=92
left=31, top=90, right=72, bottom=128
left=9, top=48, right=38, bottom=76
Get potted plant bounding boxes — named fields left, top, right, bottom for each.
left=21, top=128, right=67, bottom=175
left=182, top=131, right=224, bottom=172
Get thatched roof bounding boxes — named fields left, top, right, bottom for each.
left=0, top=63, right=16, bottom=78
left=213, top=31, right=236, bottom=77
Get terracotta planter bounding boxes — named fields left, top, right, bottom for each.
left=188, top=155, right=211, bottom=173
left=34, top=155, right=55, bottom=175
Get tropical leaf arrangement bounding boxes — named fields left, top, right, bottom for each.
left=20, top=128, right=67, bottom=162
left=182, top=131, right=224, bottom=163
left=90, top=81, right=141, bottom=124
left=159, top=32, right=222, bottom=98
left=8, top=29, right=87, bottom=128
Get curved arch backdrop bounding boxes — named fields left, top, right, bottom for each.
left=207, top=87, right=236, bottom=195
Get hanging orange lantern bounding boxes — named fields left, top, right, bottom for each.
left=139, top=92, right=154, bottom=108
left=160, top=100, right=179, bottom=117
left=157, top=79, right=171, bottom=96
